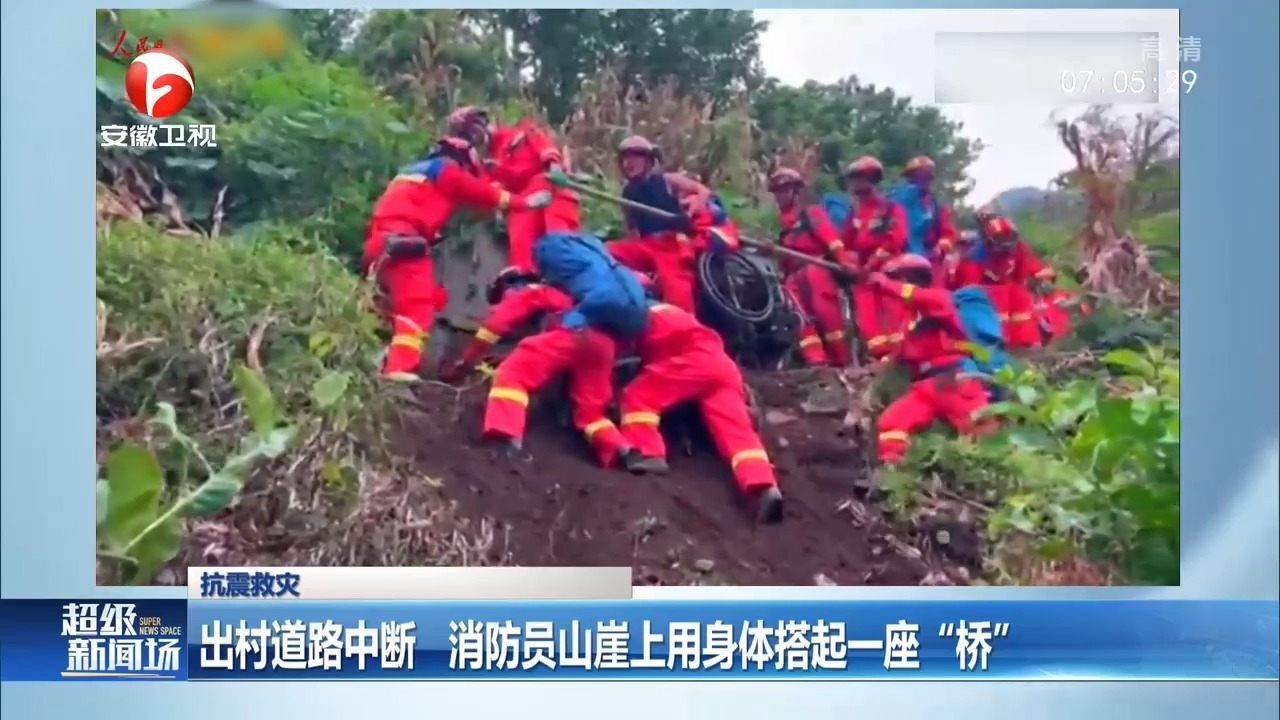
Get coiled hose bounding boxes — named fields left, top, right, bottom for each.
left=696, top=251, right=776, bottom=325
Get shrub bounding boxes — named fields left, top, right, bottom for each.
left=96, top=222, right=484, bottom=583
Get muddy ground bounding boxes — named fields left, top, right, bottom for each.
left=391, top=364, right=981, bottom=587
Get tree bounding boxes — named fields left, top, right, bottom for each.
left=752, top=77, right=983, bottom=202
left=292, top=10, right=362, bottom=61
left=468, top=10, right=766, bottom=124
left=1056, top=106, right=1176, bottom=308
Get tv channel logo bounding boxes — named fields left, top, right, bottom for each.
left=124, top=49, right=195, bottom=119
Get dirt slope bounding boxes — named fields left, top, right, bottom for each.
left=393, top=366, right=975, bottom=586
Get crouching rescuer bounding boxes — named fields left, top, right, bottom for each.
left=617, top=301, right=785, bottom=524
left=439, top=267, right=630, bottom=467
left=866, top=254, right=1004, bottom=466
left=363, top=133, right=552, bottom=381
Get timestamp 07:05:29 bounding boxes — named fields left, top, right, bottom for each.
left=1061, top=69, right=1198, bottom=96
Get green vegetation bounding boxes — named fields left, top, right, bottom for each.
left=96, top=9, right=1178, bottom=585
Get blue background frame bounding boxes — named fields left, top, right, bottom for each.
left=2, top=0, right=1276, bottom=716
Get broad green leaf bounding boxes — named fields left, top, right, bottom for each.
left=245, top=159, right=299, bottom=180
left=308, top=330, right=337, bottom=359
left=164, top=156, right=218, bottom=171
left=96, top=480, right=110, bottom=527
left=259, top=426, right=296, bottom=459
left=311, top=371, right=351, bottom=408
left=1006, top=428, right=1055, bottom=451
left=126, top=516, right=182, bottom=585
left=1006, top=493, right=1035, bottom=510
left=1034, top=538, right=1073, bottom=561
left=151, top=402, right=196, bottom=449
left=385, top=120, right=411, bottom=134
left=95, top=75, right=127, bottom=102
left=102, top=444, right=164, bottom=548
left=232, top=363, right=278, bottom=436
left=1102, top=348, right=1155, bottom=379
left=186, top=473, right=242, bottom=517
left=1008, top=511, right=1037, bottom=534
left=976, top=401, right=1038, bottom=423
left=1048, top=386, right=1097, bottom=431
left=1015, top=384, right=1039, bottom=406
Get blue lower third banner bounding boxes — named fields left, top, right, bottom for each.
left=188, top=600, right=1274, bottom=680
left=0, top=599, right=188, bottom=680
left=1, top=600, right=1276, bottom=680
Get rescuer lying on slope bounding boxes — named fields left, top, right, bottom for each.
left=615, top=299, right=785, bottom=525
left=439, top=267, right=633, bottom=468
left=363, top=133, right=552, bottom=382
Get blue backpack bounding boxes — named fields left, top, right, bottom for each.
left=887, top=182, right=942, bottom=256
left=819, top=192, right=852, bottom=228
left=533, top=232, right=650, bottom=338
left=949, top=285, right=1009, bottom=377
left=708, top=195, right=729, bottom=225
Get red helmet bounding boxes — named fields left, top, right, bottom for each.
left=983, top=216, right=1019, bottom=241
left=767, top=167, right=805, bottom=191
left=436, top=136, right=480, bottom=169
left=883, top=253, right=934, bottom=277
left=904, top=155, right=936, bottom=173
left=618, top=135, right=660, bottom=159
left=486, top=266, right=539, bottom=305
left=447, top=106, right=489, bottom=135
left=843, top=155, right=884, bottom=182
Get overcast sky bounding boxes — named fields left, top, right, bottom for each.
left=755, top=9, right=1180, bottom=205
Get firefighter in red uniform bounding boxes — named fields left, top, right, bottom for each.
left=901, top=155, right=960, bottom=286
left=363, top=135, right=553, bottom=382
left=616, top=301, right=785, bottom=524
left=605, top=136, right=719, bottom=314
left=843, top=156, right=910, bottom=359
left=866, top=255, right=996, bottom=465
left=767, top=167, right=854, bottom=367
left=439, top=268, right=631, bottom=467
left=953, top=215, right=1056, bottom=349
left=448, top=107, right=583, bottom=273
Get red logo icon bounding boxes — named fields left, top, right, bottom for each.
left=124, top=49, right=195, bottom=119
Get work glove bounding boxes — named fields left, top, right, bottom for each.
left=522, top=190, right=553, bottom=209
left=940, top=250, right=960, bottom=281
left=545, top=168, right=571, bottom=188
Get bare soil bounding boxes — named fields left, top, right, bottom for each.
left=391, top=366, right=979, bottom=587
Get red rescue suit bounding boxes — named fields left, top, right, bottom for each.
left=953, top=240, right=1056, bottom=349
left=870, top=277, right=996, bottom=464
left=488, top=120, right=582, bottom=272
left=608, top=177, right=733, bottom=314
left=1036, top=288, right=1081, bottom=345
left=845, top=193, right=910, bottom=358
left=618, top=303, right=777, bottom=495
left=363, top=157, right=528, bottom=378
left=917, top=190, right=959, bottom=287
left=458, top=283, right=628, bottom=467
left=777, top=204, right=852, bottom=367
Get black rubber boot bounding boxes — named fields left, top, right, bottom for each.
left=754, top=486, right=784, bottom=525
left=485, top=435, right=532, bottom=464
left=622, top=449, right=670, bottom=476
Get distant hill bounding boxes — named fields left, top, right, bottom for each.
left=990, top=186, right=1047, bottom=215
left=990, top=186, right=1086, bottom=225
